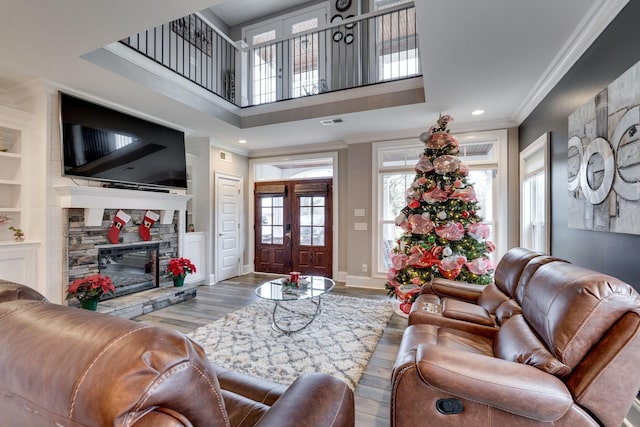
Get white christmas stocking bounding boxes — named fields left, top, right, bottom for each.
left=139, top=210, right=160, bottom=241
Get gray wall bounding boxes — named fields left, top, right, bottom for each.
left=519, top=0, right=640, bottom=289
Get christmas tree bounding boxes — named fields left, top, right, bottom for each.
left=385, top=115, right=495, bottom=315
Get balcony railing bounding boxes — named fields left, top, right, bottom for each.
left=120, top=3, right=420, bottom=108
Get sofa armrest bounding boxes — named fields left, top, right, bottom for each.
left=416, top=344, right=572, bottom=422
left=423, top=278, right=486, bottom=303
left=255, top=373, right=354, bottom=427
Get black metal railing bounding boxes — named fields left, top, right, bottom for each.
left=120, top=13, right=238, bottom=104
left=119, top=4, right=419, bottom=108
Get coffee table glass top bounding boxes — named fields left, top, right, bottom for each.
left=255, top=276, right=335, bottom=301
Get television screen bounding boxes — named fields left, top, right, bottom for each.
left=60, top=92, right=187, bottom=189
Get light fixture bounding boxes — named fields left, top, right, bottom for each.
left=472, top=110, right=485, bottom=116
left=238, top=139, right=247, bottom=144
left=320, top=118, right=343, bottom=126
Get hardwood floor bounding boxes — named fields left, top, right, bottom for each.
left=132, top=273, right=407, bottom=427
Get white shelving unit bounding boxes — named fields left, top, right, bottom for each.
left=0, top=106, right=30, bottom=242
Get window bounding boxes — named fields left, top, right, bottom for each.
left=260, top=196, right=284, bottom=244
left=243, top=5, right=327, bottom=104
left=373, top=130, right=508, bottom=275
left=373, top=0, right=419, bottom=81
left=520, top=133, right=549, bottom=253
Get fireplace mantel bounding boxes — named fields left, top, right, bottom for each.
left=55, top=185, right=191, bottom=226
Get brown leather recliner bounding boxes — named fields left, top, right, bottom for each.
left=0, top=283, right=354, bottom=427
left=392, top=259, right=640, bottom=427
left=408, top=247, right=550, bottom=336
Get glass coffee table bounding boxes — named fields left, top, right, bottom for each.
left=255, top=276, right=335, bottom=334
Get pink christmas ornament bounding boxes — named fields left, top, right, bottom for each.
left=391, top=253, right=408, bottom=270
left=408, top=214, right=434, bottom=234
left=458, top=163, right=470, bottom=176
left=422, top=187, right=449, bottom=203
left=415, top=156, right=434, bottom=173
left=435, top=222, right=465, bottom=240
left=466, top=257, right=493, bottom=275
left=427, top=132, right=458, bottom=149
left=449, top=186, right=477, bottom=202
left=467, top=223, right=491, bottom=240
left=433, top=155, right=461, bottom=174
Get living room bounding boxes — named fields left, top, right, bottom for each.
left=1, top=0, right=640, bottom=425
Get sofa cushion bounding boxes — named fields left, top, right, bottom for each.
left=520, top=262, right=640, bottom=369
left=493, top=247, right=542, bottom=297
left=494, top=314, right=570, bottom=377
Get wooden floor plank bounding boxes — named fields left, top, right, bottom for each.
left=132, top=274, right=402, bottom=427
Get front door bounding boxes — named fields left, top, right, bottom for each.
left=254, top=179, right=332, bottom=277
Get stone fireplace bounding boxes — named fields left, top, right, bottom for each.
left=57, top=185, right=194, bottom=317
left=66, top=208, right=178, bottom=293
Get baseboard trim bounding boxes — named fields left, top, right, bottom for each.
left=345, top=275, right=386, bottom=289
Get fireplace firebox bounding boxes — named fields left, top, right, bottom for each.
left=98, top=243, right=159, bottom=300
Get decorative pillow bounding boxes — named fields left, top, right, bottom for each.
left=494, top=314, right=571, bottom=378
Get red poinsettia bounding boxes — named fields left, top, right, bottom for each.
left=166, top=257, right=197, bottom=279
left=66, top=274, right=115, bottom=301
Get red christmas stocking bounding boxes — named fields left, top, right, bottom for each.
left=139, top=210, right=160, bottom=241
left=108, top=210, right=131, bottom=244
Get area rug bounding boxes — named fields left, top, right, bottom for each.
left=187, top=294, right=393, bottom=390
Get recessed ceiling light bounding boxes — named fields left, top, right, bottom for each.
left=238, top=139, right=247, bottom=144
left=472, top=110, right=485, bottom=116
left=320, top=118, right=343, bottom=126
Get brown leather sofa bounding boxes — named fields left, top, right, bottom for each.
left=392, top=250, right=640, bottom=427
left=408, top=247, right=547, bottom=336
left=0, top=282, right=354, bottom=427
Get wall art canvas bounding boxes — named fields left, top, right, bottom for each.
left=568, top=59, right=640, bottom=234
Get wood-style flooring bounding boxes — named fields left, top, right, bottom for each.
left=132, top=273, right=407, bottom=427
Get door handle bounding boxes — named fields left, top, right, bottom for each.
left=285, top=232, right=291, bottom=238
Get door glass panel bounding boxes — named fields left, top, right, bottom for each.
left=312, top=228, right=325, bottom=246
left=273, top=225, right=284, bottom=244
left=299, top=196, right=326, bottom=246
left=300, top=207, right=312, bottom=225
left=300, top=226, right=312, bottom=245
left=312, top=208, right=324, bottom=225
left=260, top=196, right=284, bottom=244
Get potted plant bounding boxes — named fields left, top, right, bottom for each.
left=66, top=273, right=116, bottom=311
left=8, top=226, right=24, bottom=242
left=166, top=257, right=197, bottom=287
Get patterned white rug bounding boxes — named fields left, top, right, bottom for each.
left=187, top=294, right=393, bottom=390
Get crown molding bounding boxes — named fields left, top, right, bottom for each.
left=514, top=0, right=630, bottom=124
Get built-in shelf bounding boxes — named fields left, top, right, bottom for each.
left=55, top=185, right=191, bottom=226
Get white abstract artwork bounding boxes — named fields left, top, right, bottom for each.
left=568, top=59, right=640, bottom=234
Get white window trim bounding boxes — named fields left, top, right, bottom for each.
left=372, top=129, right=508, bottom=278
left=519, top=132, right=550, bottom=253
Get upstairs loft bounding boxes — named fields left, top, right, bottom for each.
left=83, top=2, right=424, bottom=130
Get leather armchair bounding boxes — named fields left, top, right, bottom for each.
left=0, top=283, right=354, bottom=427
left=408, top=247, right=548, bottom=335
left=392, top=258, right=640, bottom=427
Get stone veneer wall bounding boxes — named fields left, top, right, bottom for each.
left=66, top=208, right=179, bottom=288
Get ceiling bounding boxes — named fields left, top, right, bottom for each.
left=0, top=0, right=628, bottom=155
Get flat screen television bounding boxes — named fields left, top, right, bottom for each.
left=59, top=92, right=188, bottom=189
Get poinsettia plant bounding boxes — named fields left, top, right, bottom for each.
left=66, top=274, right=116, bottom=301
left=166, top=257, right=197, bottom=279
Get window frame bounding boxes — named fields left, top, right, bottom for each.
left=372, top=129, right=508, bottom=277
left=519, top=132, right=550, bottom=253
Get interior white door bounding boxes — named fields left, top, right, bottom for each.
left=216, top=174, right=242, bottom=281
